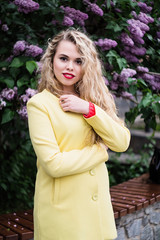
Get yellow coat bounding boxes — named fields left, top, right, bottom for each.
left=27, top=89, right=130, bottom=240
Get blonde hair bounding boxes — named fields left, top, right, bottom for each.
left=38, top=28, right=124, bottom=144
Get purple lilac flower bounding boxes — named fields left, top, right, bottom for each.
left=109, top=72, right=131, bottom=91
left=130, top=34, right=145, bottom=45
left=121, top=91, right=134, bottom=100
left=62, top=16, right=74, bottom=26
left=141, top=73, right=160, bottom=91
left=137, top=66, right=149, bottom=73
left=36, top=61, right=43, bottom=73
left=137, top=12, right=154, bottom=24
left=0, top=97, right=6, bottom=110
left=103, top=77, right=109, bottom=86
left=25, top=88, right=37, bottom=97
left=127, top=24, right=143, bottom=38
left=120, top=68, right=137, bottom=79
left=120, top=33, right=134, bottom=47
left=143, top=73, right=155, bottom=81
left=132, top=11, right=154, bottom=25
left=131, top=11, right=137, bottom=19
left=17, top=106, right=28, bottom=119
left=14, top=0, right=39, bottom=14
left=25, top=45, right=43, bottom=57
left=112, top=72, right=119, bottom=82
left=157, top=32, right=160, bottom=39
left=2, top=24, right=9, bottom=31
left=83, top=0, right=103, bottom=16
left=117, top=68, right=137, bottom=89
left=13, top=87, right=18, bottom=95
left=86, top=3, right=103, bottom=16
left=51, top=20, right=59, bottom=26
left=120, top=51, right=139, bottom=63
left=6, top=55, right=14, bottom=62
left=110, top=81, right=118, bottom=91
left=95, top=38, right=117, bottom=51
left=20, top=94, right=29, bottom=103
left=115, top=8, right=122, bottom=13
left=110, top=1, right=115, bottom=7
left=13, top=40, right=27, bottom=56
left=1, top=88, right=15, bottom=101
left=137, top=2, right=152, bottom=13
left=124, top=46, right=146, bottom=56
left=61, top=6, right=88, bottom=26
left=128, top=19, right=149, bottom=33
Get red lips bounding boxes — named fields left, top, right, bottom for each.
left=63, top=73, right=75, bottom=79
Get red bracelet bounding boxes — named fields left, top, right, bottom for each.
left=83, top=102, right=96, bottom=118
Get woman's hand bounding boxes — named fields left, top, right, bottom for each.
left=59, top=95, right=89, bottom=115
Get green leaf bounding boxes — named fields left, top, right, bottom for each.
left=30, top=78, right=37, bottom=89
left=157, top=50, right=160, bottom=55
left=152, top=102, right=160, bottom=114
left=26, top=61, right=37, bottom=74
left=127, top=77, right=136, bottom=85
left=106, top=50, right=118, bottom=58
left=9, top=57, right=24, bottom=68
left=106, top=22, right=123, bottom=32
left=9, top=67, right=21, bottom=79
left=3, top=78, right=15, bottom=88
left=17, top=75, right=29, bottom=87
left=1, top=109, right=15, bottom=124
left=116, top=58, right=127, bottom=70
left=129, top=85, right=137, bottom=96
left=125, top=107, right=139, bottom=124
left=1, top=183, right=7, bottom=191
left=147, top=34, right=153, bottom=41
left=106, top=0, right=111, bottom=8
left=0, top=61, right=9, bottom=68
left=141, top=93, right=153, bottom=108
left=146, top=47, right=155, bottom=55
left=137, top=78, right=148, bottom=87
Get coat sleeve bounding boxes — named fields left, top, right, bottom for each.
left=83, top=105, right=131, bottom=152
left=27, top=98, right=108, bottom=178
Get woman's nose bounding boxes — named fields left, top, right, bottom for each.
left=66, top=61, right=73, bottom=71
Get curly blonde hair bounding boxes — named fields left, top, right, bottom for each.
left=38, top=28, right=124, bottom=144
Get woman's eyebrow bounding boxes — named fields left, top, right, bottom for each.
left=59, top=54, right=68, bottom=58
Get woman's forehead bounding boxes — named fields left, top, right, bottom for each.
left=56, top=40, right=82, bottom=58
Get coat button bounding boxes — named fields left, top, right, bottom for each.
left=89, top=169, right=95, bottom=176
left=92, top=194, right=98, bottom=201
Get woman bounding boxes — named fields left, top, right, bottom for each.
left=27, top=28, right=130, bottom=240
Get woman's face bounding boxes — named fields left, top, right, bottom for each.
left=53, top=40, right=83, bottom=93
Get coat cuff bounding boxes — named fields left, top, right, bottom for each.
left=83, top=102, right=96, bottom=119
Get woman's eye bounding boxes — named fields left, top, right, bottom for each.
left=76, top=59, right=82, bottom=65
left=60, top=57, right=67, bottom=61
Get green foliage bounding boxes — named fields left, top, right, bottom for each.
left=0, top=117, right=36, bottom=213
left=107, top=138, right=155, bottom=186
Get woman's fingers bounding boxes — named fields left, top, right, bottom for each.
left=59, top=95, right=89, bottom=114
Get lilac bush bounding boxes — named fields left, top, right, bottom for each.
left=13, top=40, right=27, bottom=56
left=0, top=0, right=159, bottom=128
left=95, top=38, right=117, bottom=51
left=14, top=0, right=39, bottom=14
left=60, top=6, right=88, bottom=26
left=83, top=0, right=103, bottom=16
left=1, top=24, right=9, bottom=31
left=25, top=45, right=43, bottom=57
